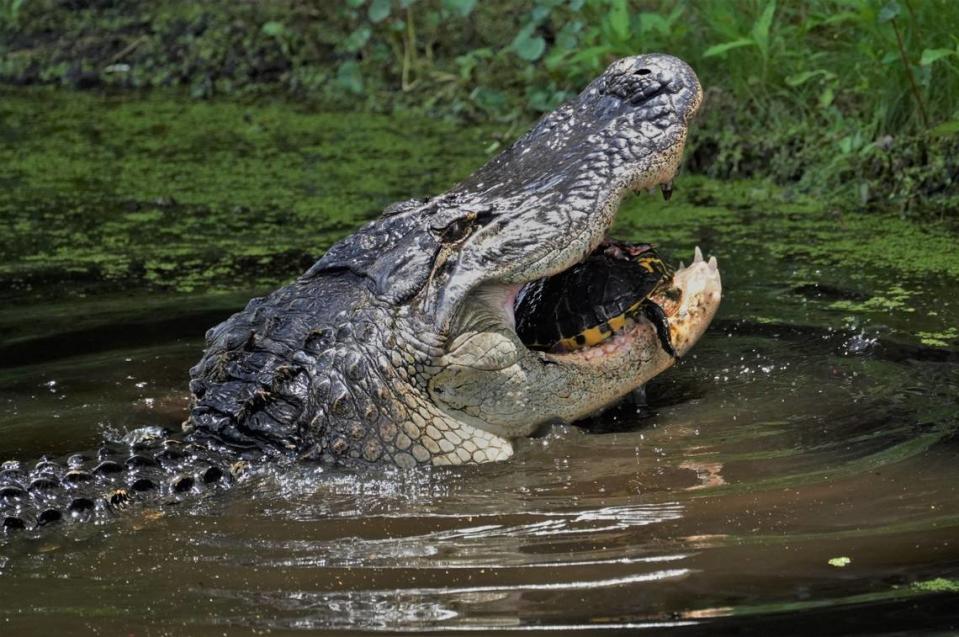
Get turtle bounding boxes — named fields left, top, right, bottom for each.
left=514, top=240, right=678, bottom=357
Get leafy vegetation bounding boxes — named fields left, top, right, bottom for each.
left=910, top=578, right=959, bottom=593
left=1, top=0, right=958, bottom=213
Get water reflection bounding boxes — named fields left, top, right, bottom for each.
left=1, top=294, right=957, bottom=634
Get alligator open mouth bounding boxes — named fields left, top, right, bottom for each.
left=512, top=237, right=719, bottom=361
left=514, top=238, right=678, bottom=355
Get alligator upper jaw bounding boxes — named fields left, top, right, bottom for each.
left=449, top=166, right=693, bottom=359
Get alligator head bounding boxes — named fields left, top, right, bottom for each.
left=303, top=53, right=720, bottom=463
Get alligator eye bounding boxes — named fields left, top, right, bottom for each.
left=634, top=68, right=651, bottom=76
left=436, top=212, right=477, bottom=244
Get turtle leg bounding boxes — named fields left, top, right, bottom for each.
left=641, top=301, right=679, bottom=359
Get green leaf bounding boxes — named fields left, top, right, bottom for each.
left=638, top=12, right=671, bottom=36
left=531, top=5, right=552, bottom=23
left=838, top=135, right=854, bottom=154
left=556, top=20, right=582, bottom=50
left=930, top=120, right=959, bottom=137
left=336, top=61, right=364, bottom=94
left=261, top=21, right=285, bottom=37
left=880, top=51, right=899, bottom=65
left=703, top=38, right=754, bottom=58
left=816, top=11, right=858, bottom=27
left=608, top=0, right=631, bottom=41
left=345, top=0, right=365, bottom=7
left=785, top=69, right=835, bottom=86
left=819, top=86, right=834, bottom=108
left=470, top=86, right=507, bottom=113
left=828, top=556, right=852, bottom=568
left=343, top=26, right=372, bottom=53
left=368, top=0, right=391, bottom=23
left=751, top=0, right=776, bottom=59
left=920, top=48, right=956, bottom=66
left=512, top=25, right=546, bottom=61
left=527, top=86, right=565, bottom=112
left=442, top=0, right=476, bottom=17
left=878, top=1, right=901, bottom=23
left=567, top=45, right=612, bottom=68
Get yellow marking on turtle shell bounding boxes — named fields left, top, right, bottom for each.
left=636, top=257, right=668, bottom=274
left=584, top=325, right=609, bottom=346
left=556, top=334, right=581, bottom=352
left=637, top=257, right=658, bottom=273
left=546, top=251, right=671, bottom=352
left=554, top=306, right=643, bottom=352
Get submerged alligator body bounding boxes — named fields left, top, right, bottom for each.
left=1, top=54, right=721, bottom=530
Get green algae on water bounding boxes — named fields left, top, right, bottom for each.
left=910, top=578, right=959, bottom=593
left=915, top=327, right=959, bottom=348
left=0, top=87, right=500, bottom=294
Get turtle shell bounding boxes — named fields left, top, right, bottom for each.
left=515, top=244, right=671, bottom=351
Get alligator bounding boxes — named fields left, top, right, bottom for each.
left=0, top=54, right=720, bottom=531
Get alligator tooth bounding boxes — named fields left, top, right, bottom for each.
left=708, top=255, right=718, bottom=270
left=661, top=181, right=673, bottom=201
left=678, top=260, right=686, bottom=270
left=694, top=246, right=704, bottom=263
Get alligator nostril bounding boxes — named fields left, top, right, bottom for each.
left=68, top=497, right=96, bottom=517
left=634, top=68, right=652, bottom=76
left=171, top=475, right=195, bottom=493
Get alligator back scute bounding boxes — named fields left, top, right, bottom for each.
left=190, top=286, right=312, bottom=451
left=187, top=272, right=377, bottom=457
left=1, top=436, right=233, bottom=530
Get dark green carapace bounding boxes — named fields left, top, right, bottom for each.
left=514, top=240, right=677, bottom=356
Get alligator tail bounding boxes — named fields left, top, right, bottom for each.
left=0, top=427, right=247, bottom=532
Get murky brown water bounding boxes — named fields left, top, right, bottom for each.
left=1, top=91, right=958, bottom=635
